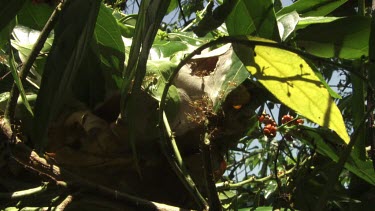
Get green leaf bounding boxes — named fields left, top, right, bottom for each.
left=72, top=46, right=106, bottom=109
left=151, top=32, right=208, bottom=60
left=166, top=0, right=178, bottom=14
left=32, top=0, right=102, bottom=151
left=296, top=16, right=342, bottom=29
left=116, top=14, right=136, bottom=38
left=11, top=25, right=53, bottom=82
left=295, top=16, right=370, bottom=59
left=305, top=60, right=341, bottom=99
left=94, top=3, right=125, bottom=73
left=292, top=126, right=375, bottom=185
left=8, top=50, right=33, bottom=116
left=226, top=0, right=279, bottom=41
left=0, top=0, right=26, bottom=31
left=193, top=0, right=236, bottom=37
left=17, top=0, right=53, bottom=30
left=145, top=60, right=177, bottom=97
left=0, top=19, right=15, bottom=51
left=243, top=37, right=349, bottom=143
left=207, top=45, right=250, bottom=110
left=346, top=155, right=375, bottom=186
left=277, top=0, right=348, bottom=17
left=277, top=10, right=299, bottom=41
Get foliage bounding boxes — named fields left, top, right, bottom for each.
left=0, top=0, right=374, bottom=210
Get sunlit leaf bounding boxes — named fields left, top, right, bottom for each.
left=305, top=60, right=341, bottom=99
left=166, top=0, right=178, bottom=14
left=116, top=14, right=136, bottom=38
left=11, top=25, right=53, bottom=84
left=151, top=32, right=208, bottom=60
left=243, top=38, right=349, bottom=143
left=296, top=16, right=342, bottom=29
left=277, top=0, right=348, bottom=17
left=277, top=10, right=299, bottom=41
left=295, top=16, right=370, bottom=59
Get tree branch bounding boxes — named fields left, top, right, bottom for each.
left=0, top=117, right=193, bottom=211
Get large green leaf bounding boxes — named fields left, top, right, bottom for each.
left=277, top=0, right=348, bottom=17
left=72, top=46, right=106, bottom=109
left=94, top=3, right=125, bottom=75
left=151, top=32, right=209, bottom=60
left=32, top=0, right=101, bottom=151
left=226, top=0, right=279, bottom=41
left=292, top=126, right=375, bottom=185
left=17, top=0, right=53, bottom=30
left=243, top=38, right=349, bottom=143
left=295, top=16, right=370, bottom=59
left=0, top=0, right=26, bottom=31
left=193, top=0, right=236, bottom=37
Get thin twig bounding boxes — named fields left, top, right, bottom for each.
left=4, top=0, right=68, bottom=122
left=177, top=0, right=187, bottom=25
left=56, top=194, right=73, bottom=211
left=216, top=158, right=309, bottom=191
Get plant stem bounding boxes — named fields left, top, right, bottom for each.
left=177, top=0, right=187, bottom=25
left=4, top=0, right=68, bottom=122
left=161, top=112, right=208, bottom=210
left=215, top=158, right=307, bottom=191
left=369, top=1, right=375, bottom=170
left=0, top=183, right=48, bottom=199
left=202, top=122, right=221, bottom=211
